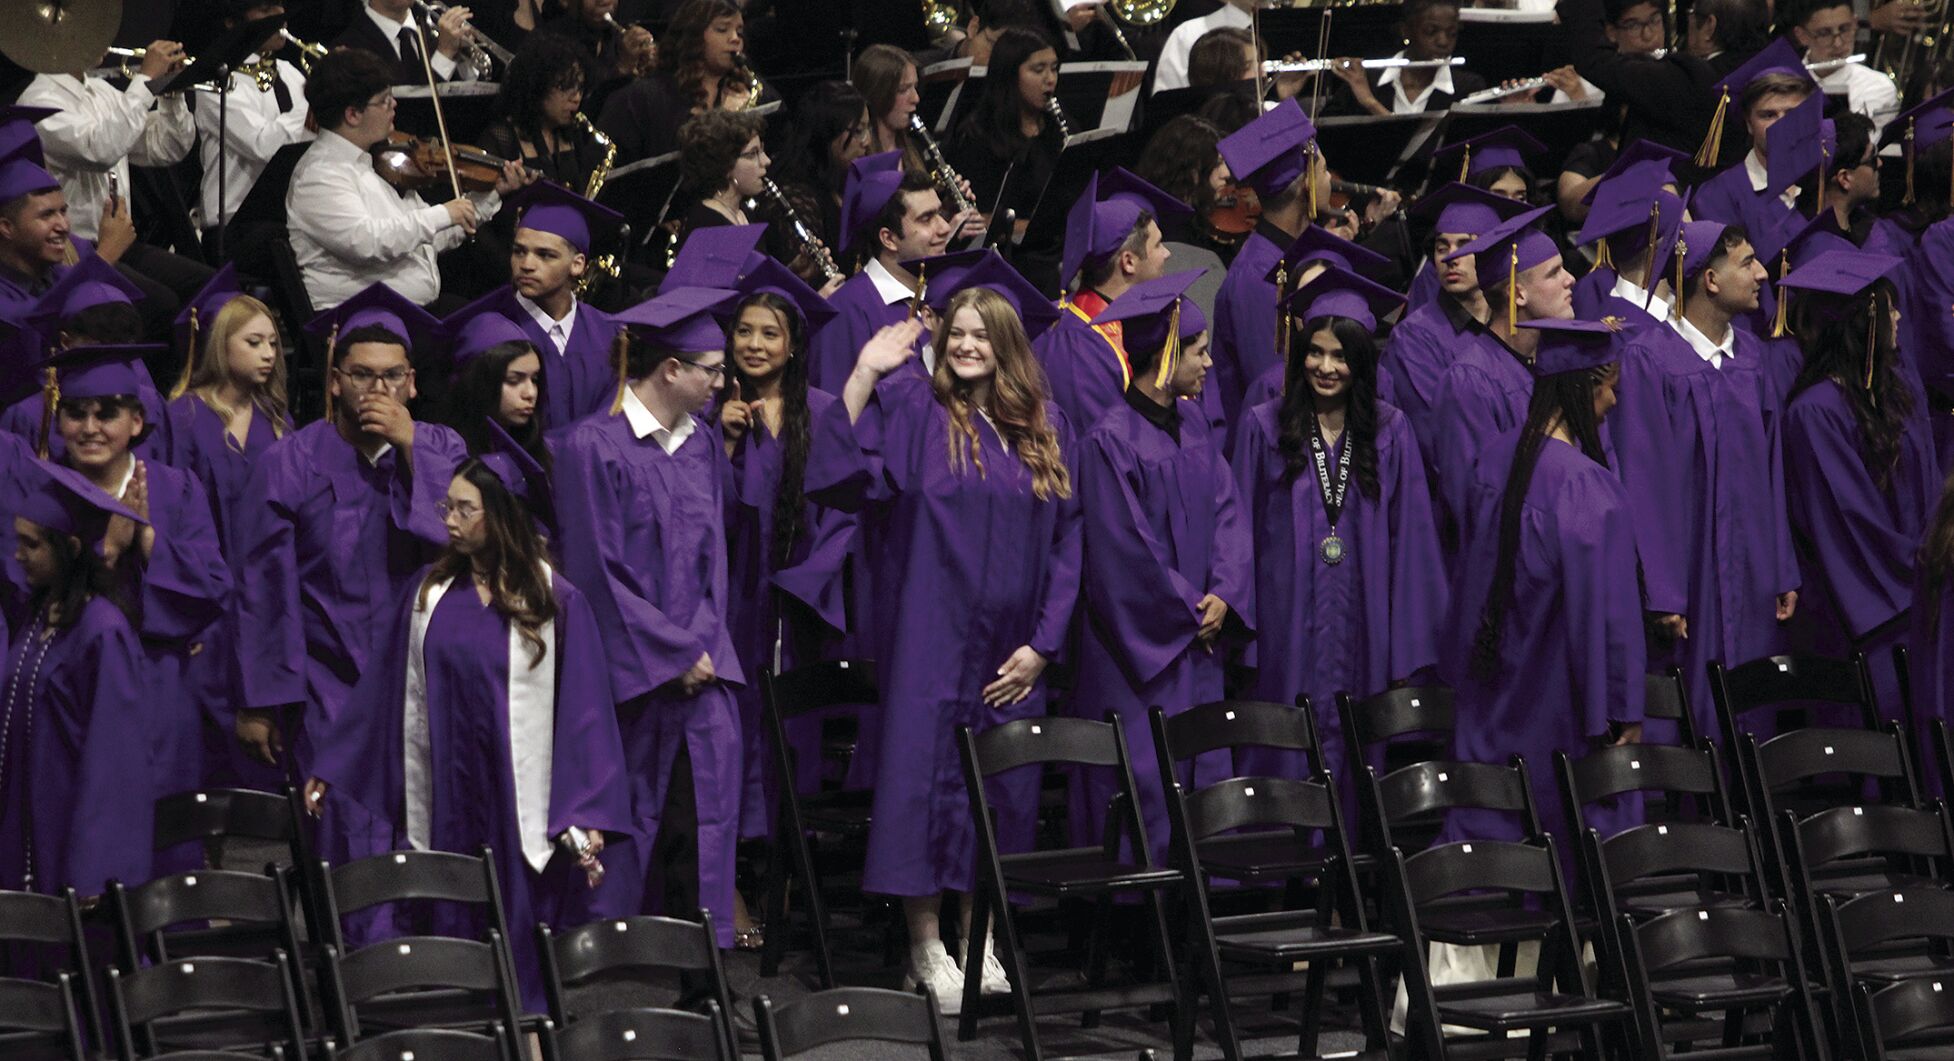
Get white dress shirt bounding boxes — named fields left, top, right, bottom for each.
left=1744, top=149, right=1802, bottom=210
left=1377, top=50, right=1455, bottom=114
left=16, top=73, right=195, bottom=240
left=365, top=4, right=473, bottom=81
left=516, top=291, right=579, bottom=355
left=287, top=128, right=499, bottom=309
left=1818, top=61, right=1899, bottom=141
left=621, top=383, right=697, bottom=455
left=1612, top=272, right=1672, bottom=321
left=1151, top=3, right=1253, bottom=94
left=1672, top=313, right=1736, bottom=369
left=192, top=57, right=315, bottom=228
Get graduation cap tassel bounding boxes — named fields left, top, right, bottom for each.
left=910, top=261, right=928, bottom=322
left=608, top=331, right=631, bottom=416
left=1155, top=299, right=1182, bottom=391
left=1275, top=263, right=1291, bottom=364
left=1672, top=237, right=1687, bottom=322
left=1459, top=145, right=1471, bottom=184
left=34, top=365, right=57, bottom=461
left=1866, top=292, right=1879, bottom=407
left=1506, top=244, right=1519, bottom=333
left=1306, top=146, right=1319, bottom=221
left=1593, top=237, right=1612, bottom=272
left=169, top=307, right=199, bottom=401
left=323, top=323, right=341, bottom=425
left=1640, top=203, right=1661, bottom=297
left=1695, top=89, right=1729, bottom=169
left=1905, top=120, right=1918, bottom=207
left=1771, top=251, right=1791, bottom=338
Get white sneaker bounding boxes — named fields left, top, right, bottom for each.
left=959, top=940, right=1012, bottom=995
left=902, top=941, right=965, bottom=1015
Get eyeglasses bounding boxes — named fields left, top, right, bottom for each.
left=739, top=145, right=766, bottom=162
left=362, top=92, right=397, bottom=110
left=1613, top=14, right=1665, bottom=32
left=1804, top=24, right=1857, bottom=43
left=436, top=500, right=482, bottom=521
left=335, top=366, right=412, bottom=389
left=683, top=359, right=728, bottom=379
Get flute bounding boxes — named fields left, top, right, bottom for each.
left=1805, top=53, right=1867, bottom=75
left=1262, top=56, right=1465, bottom=75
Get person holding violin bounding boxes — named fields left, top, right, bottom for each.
left=288, top=49, right=533, bottom=312
left=596, top=0, right=772, bottom=165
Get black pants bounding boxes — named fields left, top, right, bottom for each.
left=652, top=741, right=702, bottom=925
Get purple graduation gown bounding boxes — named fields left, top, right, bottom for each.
left=552, top=405, right=745, bottom=947
left=310, top=568, right=636, bottom=1010
left=1380, top=295, right=1488, bottom=469
left=1900, top=218, right=1954, bottom=466
left=1211, top=223, right=1289, bottom=446
left=1231, top=399, right=1447, bottom=805
left=810, top=371, right=1083, bottom=897
left=502, top=292, right=623, bottom=431
left=164, top=395, right=290, bottom=563
left=1035, top=305, right=1130, bottom=432
left=1070, top=395, right=1254, bottom=862
left=1441, top=433, right=1646, bottom=847
left=1782, top=378, right=1941, bottom=721
left=1692, top=163, right=1801, bottom=275
left=807, top=271, right=911, bottom=394
left=0, top=595, right=154, bottom=896
left=231, top=420, right=468, bottom=780
left=1611, top=324, right=1800, bottom=739
left=724, top=390, right=870, bottom=837
left=1429, top=336, right=1534, bottom=545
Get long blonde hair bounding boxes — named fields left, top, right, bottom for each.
left=182, top=295, right=291, bottom=439
left=932, top=288, right=1071, bottom=501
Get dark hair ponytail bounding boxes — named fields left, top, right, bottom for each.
left=1469, top=368, right=1610, bottom=679
left=728, top=293, right=814, bottom=569
left=1787, top=279, right=1912, bottom=490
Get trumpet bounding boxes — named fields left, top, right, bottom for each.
left=1262, top=56, right=1465, bottom=74
left=413, top=0, right=512, bottom=78
left=280, top=30, right=329, bottom=73
left=752, top=177, right=843, bottom=283
left=102, top=46, right=149, bottom=78
left=1046, top=94, right=1072, bottom=139
left=909, top=113, right=978, bottom=219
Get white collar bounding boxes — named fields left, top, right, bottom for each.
left=620, top=383, right=696, bottom=452
left=360, top=440, right=394, bottom=466
left=866, top=257, right=917, bottom=307
left=515, top=291, right=578, bottom=337
left=1611, top=271, right=1671, bottom=317
left=366, top=3, right=409, bottom=36
left=1377, top=49, right=1455, bottom=102
left=1744, top=148, right=1770, bottom=193
left=1671, top=312, right=1736, bottom=366
left=317, top=128, right=370, bottom=162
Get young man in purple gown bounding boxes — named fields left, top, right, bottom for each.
left=1570, top=162, right=1685, bottom=330
left=552, top=285, right=748, bottom=948
left=497, top=180, right=627, bottom=430
left=1689, top=40, right=1813, bottom=279
left=230, top=285, right=468, bottom=807
left=807, top=152, right=952, bottom=393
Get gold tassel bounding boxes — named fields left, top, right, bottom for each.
left=323, top=322, right=341, bottom=425
left=169, top=307, right=199, bottom=401
left=608, top=331, right=631, bottom=416
left=1672, top=235, right=1687, bottom=321
left=910, top=261, right=927, bottom=321
left=1593, top=237, right=1613, bottom=271
left=1905, top=118, right=1917, bottom=206
left=1695, top=88, right=1729, bottom=169
left=1505, top=243, right=1519, bottom=332
left=1275, top=263, right=1290, bottom=364
left=1306, top=146, right=1319, bottom=220
left=1865, top=291, right=1879, bottom=406
left=1640, top=202, right=1661, bottom=295
left=34, top=364, right=57, bottom=460
left=1154, top=298, right=1182, bottom=390
left=1459, top=145, right=1471, bottom=183
left=1816, top=142, right=1829, bottom=221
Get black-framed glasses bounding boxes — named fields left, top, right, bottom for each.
left=1613, top=14, right=1664, bottom=32
left=1804, top=24, right=1856, bottom=43
left=335, top=366, right=412, bottom=389
left=683, top=359, right=729, bottom=379
left=436, top=500, right=482, bottom=521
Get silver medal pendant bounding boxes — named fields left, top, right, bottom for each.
left=1321, top=534, right=1346, bottom=565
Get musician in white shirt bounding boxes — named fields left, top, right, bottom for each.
left=1151, top=0, right=1253, bottom=94
left=192, top=2, right=315, bottom=239
left=287, top=48, right=527, bottom=311
left=1790, top=0, right=1899, bottom=138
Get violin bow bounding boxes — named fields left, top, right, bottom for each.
left=408, top=3, right=466, bottom=202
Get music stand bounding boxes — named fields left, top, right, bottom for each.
left=1313, top=112, right=1444, bottom=189
left=155, top=13, right=287, bottom=261
left=1256, top=6, right=1404, bottom=63
left=392, top=82, right=499, bottom=142
left=918, top=57, right=973, bottom=136
left=1457, top=10, right=1569, bottom=90
left=597, top=151, right=684, bottom=258
left=1053, top=60, right=1148, bottom=136
left=1010, top=128, right=1119, bottom=296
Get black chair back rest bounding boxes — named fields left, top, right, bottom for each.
left=1599, top=821, right=1758, bottom=884
left=1830, top=887, right=1954, bottom=952
left=550, top=1005, right=727, bottom=1061
left=328, top=850, right=494, bottom=914
left=1864, top=976, right=1954, bottom=1043
left=0, top=973, right=81, bottom=1039
left=758, top=987, right=944, bottom=1056
left=333, top=935, right=506, bottom=1004
left=1644, top=670, right=1689, bottom=725
left=1715, top=653, right=1874, bottom=719
left=761, top=660, right=878, bottom=719
left=328, top=1026, right=508, bottom=1061
left=0, top=888, right=97, bottom=1044
left=1339, top=686, right=1454, bottom=750
left=1631, top=907, right=1794, bottom=972
left=1178, top=775, right=1335, bottom=842
left=1753, top=726, right=1916, bottom=795
left=1377, top=759, right=1533, bottom=824
left=1156, top=699, right=1315, bottom=769
left=1567, top=743, right=1723, bottom=810
left=1796, top=804, right=1954, bottom=869
left=119, top=870, right=288, bottom=939
left=1402, top=839, right=1557, bottom=907
left=152, top=788, right=300, bottom=850
left=546, top=915, right=717, bottom=983
left=969, top=716, right=1120, bottom=775
left=112, top=954, right=303, bottom=1058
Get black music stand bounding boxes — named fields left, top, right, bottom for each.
left=1313, top=111, right=1444, bottom=188
left=1457, top=10, right=1572, bottom=89
left=156, top=13, right=287, bottom=261
left=597, top=151, right=685, bottom=262
left=1257, top=6, right=1404, bottom=63
left=918, top=57, right=974, bottom=136
left=1052, top=60, right=1149, bottom=137
left=1011, top=129, right=1119, bottom=297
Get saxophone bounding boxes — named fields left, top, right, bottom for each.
left=577, top=113, right=616, bottom=200
left=756, top=177, right=843, bottom=283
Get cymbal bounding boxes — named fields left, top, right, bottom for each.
left=0, top=0, right=123, bottom=75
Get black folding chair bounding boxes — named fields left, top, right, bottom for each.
left=108, top=953, right=307, bottom=1060
left=1856, top=975, right=1954, bottom=1059
left=754, top=987, right=947, bottom=1061
left=544, top=1003, right=731, bottom=1061
left=322, top=1024, right=516, bottom=1061
left=0, top=972, right=87, bottom=1061
left=1618, top=905, right=1826, bottom=1058
left=0, top=888, right=100, bottom=1048
left=1709, top=652, right=1880, bottom=814
left=110, top=867, right=315, bottom=1031
left=1645, top=667, right=1703, bottom=748
left=538, top=913, right=736, bottom=1061
left=1386, top=837, right=1630, bottom=1059
left=151, top=787, right=321, bottom=942
left=1153, top=698, right=1341, bottom=882
left=1823, top=887, right=1954, bottom=1051
left=957, top=717, right=1188, bottom=1061
left=758, top=659, right=878, bottom=987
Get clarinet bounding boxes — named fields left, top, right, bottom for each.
left=756, top=177, right=843, bottom=283
left=1045, top=94, right=1072, bottom=139
left=908, top=113, right=978, bottom=218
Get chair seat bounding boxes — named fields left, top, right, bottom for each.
left=797, top=791, right=873, bottom=835
left=1215, top=922, right=1398, bottom=963
left=1648, top=972, right=1796, bottom=1011
left=1194, top=833, right=1333, bottom=882
left=1419, top=905, right=1560, bottom=946
left=1433, top=989, right=1628, bottom=1030
left=1618, top=888, right=1754, bottom=919
left=1813, top=871, right=1946, bottom=901
left=1852, top=953, right=1954, bottom=984
left=1000, top=856, right=1181, bottom=897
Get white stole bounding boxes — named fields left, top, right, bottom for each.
left=404, top=568, right=558, bottom=873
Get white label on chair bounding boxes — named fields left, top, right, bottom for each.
left=1031, top=725, right=1041, bottom=734
left=399, top=944, right=412, bottom=955
left=195, top=793, right=208, bottom=803
left=839, top=661, right=849, bottom=669
left=623, top=1031, right=637, bottom=1042
left=616, top=921, right=629, bottom=931
left=185, top=876, right=197, bottom=887
left=1438, top=772, right=1448, bottom=782
left=1936, top=982, right=1945, bottom=992
left=1225, top=710, right=1236, bottom=721
left=1854, top=807, right=1864, bottom=815
left=1411, top=699, right=1421, bottom=707
left=181, top=963, right=194, bottom=973
left=1630, top=760, right=1641, bottom=770
left=1825, top=747, right=1835, bottom=755
left=1461, top=844, right=1472, bottom=853
left=1244, top=786, right=1256, bottom=797
left=1778, top=663, right=1790, bottom=672
left=401, top=1053, right=416, bottom=1061
left=395, top=854, right=408, bottom=864
left=837, top=1004, right=851, bottom=1016
left=1658, top=826, right=1668, bottom=835
left=1698, top=911, right=1709, bottom=920
left=1895, top=894, right=1906, bottom=902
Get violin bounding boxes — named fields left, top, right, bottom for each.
left=372, top=131, right=532, bottom=193
left=1202, top=179, right=1262, bottom=248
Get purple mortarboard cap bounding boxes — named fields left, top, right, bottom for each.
left=1217, top=97, right=1317, bottom=199
left=1581, top=141, right=1688, bottom=203
left=1699, top=37, right=1810, bottom=169
left=735, top=255, right=839, bottom=331
left=173, top=262, right=241, bottom=355
left=1263, top=225, right=1392, bottom=286
left=1096, top=269, right=1209, bottom=356
left=1519, top=318, right=1624, bottom=377
left=26, top=255, right=145, bottom=344
left=838, top=151, right=907, bottom=255
left=504, top=180, right=625, bottom=257
left=479, top=417, right=548, bottom=503
left=661, top=223, right=768, bottom=292
left=15, top=458, right=146, bottom=542
left=1777, top=248, right=1901, bottom=315
left=1430, top=124, right=1548, bottom=181
left=1284, top=265, right=1405, bottom=333
left=901, top=247, right=996, bottom=311
left=0, top=140, right=58, bottom=203
left=1780, top=211, right=1856, bottom=271
left=439, top=290, right=535, bottom=366
left=304, top=283, right=438, bottom=352
left=1409, top=182, right=1529, bottom=237
left=613, top=285, right=740, bottom=352
left=1446, top=203, right=1560, bottom=277
left=923, top=250, right=1061, bottom=340
left=1765, top=92, right=1831, bottom=194
left=0, top=105, right=55, bottom=165
left=1879, top=85, right=1954, bottom=151
left=45, top=342, right=166, bottom=401
left=1678, top=220, right=1732, bottom=279
left=1060, top=168, right=1193, bottom=290
left=1575, top=159, right=1680, bottom=246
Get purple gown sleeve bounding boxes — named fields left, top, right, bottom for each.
left=1381, top=412, right=1448, bottom=680
left=232, top=447, right=307, bottom=711
left=1204, top=432, right=1256, bottom=638
left=1556, top=468, right=1647, bottom=739
left=1031, top=414, right=1085, bottom=662
left=130, top=468, right=232, bottom=642
left=1078, top=433, right=1206, bottom=686
left=1784, top=396, right=1918, bottom=639
left=68, top=612, right=156, bottom=893
left=399, top=426, right=467, bottom=546
left=547, top=576, right=635, bottom=839
left=308, top=574, right=415, bottom=857
left=1610, top=343, right=1690, bottom=616
left=553, top=429, right=708, bottom=701
left=1431, top=363, right=1506, bottom=531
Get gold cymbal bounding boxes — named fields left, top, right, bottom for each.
left=1, top=0, right=124, bottom=75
